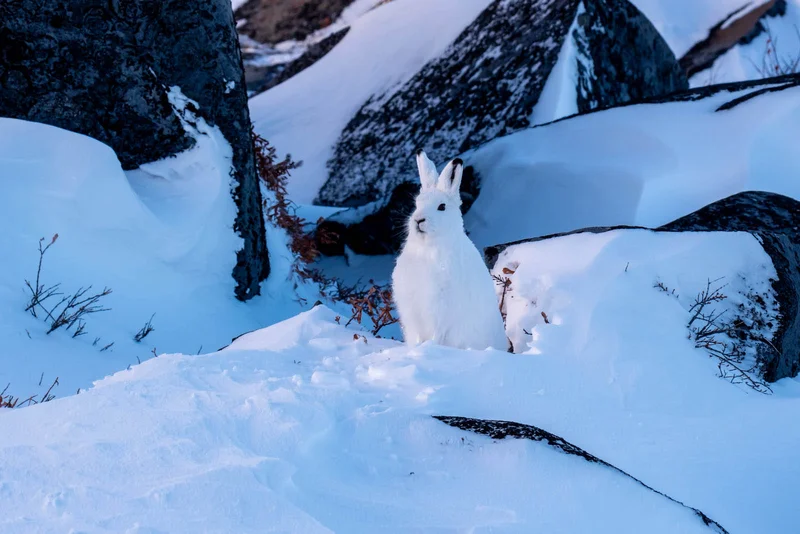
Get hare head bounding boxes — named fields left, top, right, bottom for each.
left=407, top=150, right=465, bottom=240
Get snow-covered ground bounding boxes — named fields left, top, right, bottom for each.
left=3, top=2, right=800, bottom=531
left=2, top=228, right=799, bottom=532
left=0, top=115, right=320, bottom=397
left=249, top=0, right=493, bottom=202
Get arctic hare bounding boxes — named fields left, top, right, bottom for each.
left=391, top=150, right=508, bottom=350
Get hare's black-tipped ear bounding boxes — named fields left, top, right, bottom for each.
left=415, top=150, right=438, bottom=189
left=437, top=158, right=464, bottom=194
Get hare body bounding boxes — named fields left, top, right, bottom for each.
left=391, top=151, right=507, bottom=351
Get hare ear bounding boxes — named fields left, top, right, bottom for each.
left=437, top=158, right=463, bottom=194
left=416, top=150, right=438, bottom=189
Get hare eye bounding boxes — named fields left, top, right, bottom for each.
left=437, top=203, right=446, bottom=211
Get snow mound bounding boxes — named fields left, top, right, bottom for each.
left=2, top=277, right=800, bottom=532
left=463, top=82, right=800, bottom=249
left=0, top=118, right=313, bottom=395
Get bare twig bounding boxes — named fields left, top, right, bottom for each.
left=133, top=313, right=156, bottom=342
left=24, top=234, right=60, bottom=318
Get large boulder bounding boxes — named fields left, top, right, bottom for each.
left=0, top=0, right=269, bottom=300
left=661, top=191, right=800, bottom=382
left=319, top=0, right=686, bottom=207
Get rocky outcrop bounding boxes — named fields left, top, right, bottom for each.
left=679, top=0, right=786, bottom=79
left=235, top=0, right=353, bottom=44
left=0, top=0, right=269, bottom=301
left=244, top=28, right=349, bottom=95
left=319, top=0, right=686, bottom=207
left=661, top=191, right=800, bottom=382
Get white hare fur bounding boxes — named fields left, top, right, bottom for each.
left=391, top=150, right=508, bottom=351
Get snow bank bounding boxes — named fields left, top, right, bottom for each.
left=0, top=117, right=314, bottom=395
left=2, top=283, right=799, bottom=532
left=464, top=84, right=800, bottom=249
left=248, top=0, right=492, bottom=202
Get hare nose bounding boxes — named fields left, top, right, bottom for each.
left=415, top=218, right=426, bottom=225
left=415, top=218, right=426, bottom=232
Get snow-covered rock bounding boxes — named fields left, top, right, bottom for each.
left=485, top=190, right=800, bottom=384
left=0, top=0, right=269, bottom=299
left=314, top=74, right=800, bottom=256
left=680, top=0, right=800, bottom=86
left=249, top=0, right=494, bottom=203
left=463, top=75, right=800, bottom=250
left=319, top=0, right=686, bottom=207
left=663, top=191, right=800, bottom=382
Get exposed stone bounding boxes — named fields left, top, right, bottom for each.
left=244, top=28, right=349, bottom=96
left=235, top=0, right=352, bottom=44
left=679, top=0, right=787, bottom=79
left=0, top=0, right=269, bottom=301
left=315, top=166, right=481, bottom=255
left=319, top=0, right=686, bottom=207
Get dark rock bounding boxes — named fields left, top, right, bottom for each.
left=0, top=0, right=269, bottom=300
left=235, top=0, right=353, bottom=44
left=319, top=0, right=685, bottom=207
left=244, top=27, right=349, bottom=96
left=434, top=415, right=729, bottom=534
left=317, top=165, right=481, bottom=255
left=679, top=1, right=782, bottom=79
left=661, top=191, right=800, bottom=382
left=574, top=0, right=687, bottom=113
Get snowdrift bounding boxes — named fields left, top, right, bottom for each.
left=463, top=81, right=800, bottom=249
left=0, top=118, right=310, bottom=395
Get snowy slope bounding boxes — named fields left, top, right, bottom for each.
left=248, top=0, right=492, bottom=203
left=0, top=117, right=318, bottom=397
left=463, top=83, right=800, bottom=249
left=2, top=227, right=800, bottom=532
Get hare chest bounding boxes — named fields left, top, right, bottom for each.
left=392, top=239, right=504, bottom=349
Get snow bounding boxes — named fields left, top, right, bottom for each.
left=0, top=112, right=318, bottom=397
left=2, top=231, right=800, bottom=531
left=528, top=2, right=581, bottom=125
left=690, top=1, right=800, bottom=87
left=464, top=83, right=800, bottom=249
left=249, top=0, right=493, bottom=203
